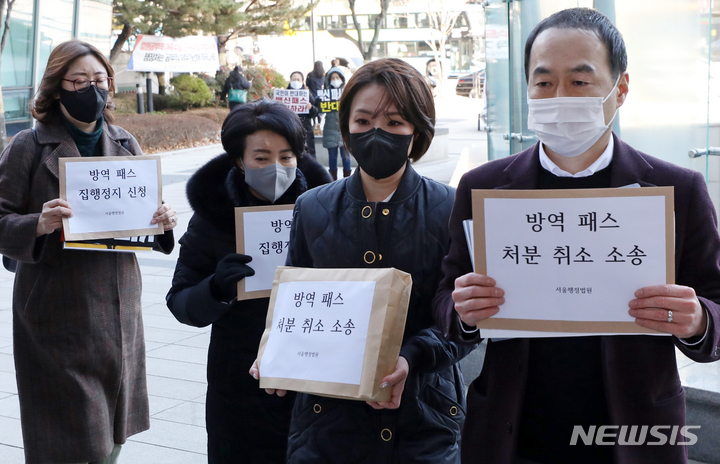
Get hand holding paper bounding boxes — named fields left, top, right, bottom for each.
left=452, top=272, right=505, bottom=326
left=210, top=254, right=255, bottom=302
left=249, top=359, right=288, bottom=397
left=37, top=199, right=73, bottom=237
left=366, top=356, right=409, bottom=410
left=629, top=284, right=706, bottom=339
left=151, top=203, right=178, bottom=230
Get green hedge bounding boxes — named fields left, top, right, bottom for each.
left=170, top=74, right=214, bottom=110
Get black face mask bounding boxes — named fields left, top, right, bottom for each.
left=59, top=86, right=108, bottom=124
left=349, top=128, right=413, bottom=180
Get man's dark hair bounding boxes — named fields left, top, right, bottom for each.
left=338, top=58, right=435, bottom=162
left=221, top=100, right=306, bottom=162
left=524, top=7, right=627, bottom=82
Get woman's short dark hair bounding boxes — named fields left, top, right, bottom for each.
left=221, top=100, right=306, bottom=162
left=338, top=58, right=435, bottom=162
left=524, top=7, right=627, bottom=82
left=31, top=40, right=116, bottom=124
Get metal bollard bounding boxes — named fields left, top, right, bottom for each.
left=146, top=74, right=154, bottom=113
left=136, top=84, right=145, bottom=114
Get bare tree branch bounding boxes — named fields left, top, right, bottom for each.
left=0, top=0, right=15, bottom=58
left=348, top=0, right=364, bottom=55
left=109, top=20, right=133, bottom=64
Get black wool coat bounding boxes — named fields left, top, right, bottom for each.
left=166, top=154, right=330, bottom=463
left=286, top=164, right=472, bottom=464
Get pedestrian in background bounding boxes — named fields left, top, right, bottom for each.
left=220, top=65, right=252, bottom=110
left=306, top=61, right=325, bottom=133
left=0, top=39, right=178, bottom=464
left=323, top=67, right=351, bottom=180
left=288, top=71, right=319, bottom=158
left=166, top=101, right=330, bottom=464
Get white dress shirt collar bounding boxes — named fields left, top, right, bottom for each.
left=539, top=136, right=614, bottom=178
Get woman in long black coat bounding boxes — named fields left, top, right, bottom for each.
left=166, top=101, right=331, bottom=464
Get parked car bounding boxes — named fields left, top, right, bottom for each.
left=455, top=69, right=485, bottom=98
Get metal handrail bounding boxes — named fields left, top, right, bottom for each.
left=688, top=147, right=720, bottom=158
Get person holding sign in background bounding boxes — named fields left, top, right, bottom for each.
left=251, top=58, right=471, bottom=463
left=322, top=67, right=351, bottom=181
left=166, top=101, right=330, bottom=464
left=433, top=8, right=720, bottom=464
left=288, top=71, right=319, bottom=158
left=0, top=40, right=177, bottom=464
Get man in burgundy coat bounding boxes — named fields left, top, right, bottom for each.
left=433, top=8, right=720, bottom=464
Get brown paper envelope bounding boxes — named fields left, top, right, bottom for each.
left=471, top=187, right=674, bottom=334
left=257, top=266, right=412, bottom=402
left=59, top=155, right=164, bottom=240
left=235, top=204, right=295, bottom=300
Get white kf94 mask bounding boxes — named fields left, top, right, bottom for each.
left=527, top=75, right=621, bottom=158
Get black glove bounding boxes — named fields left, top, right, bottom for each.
left=210, top=253, right=255, bottom=302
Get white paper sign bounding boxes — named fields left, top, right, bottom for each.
left=474, top=188, right=674, bottom=336
left=273, top=89, right=310, bottom=114
left=241, top=209, right=293, bottom=293
left=260, top=280, right=376, bottom=385
left=60, top=156, right=162, bottom=240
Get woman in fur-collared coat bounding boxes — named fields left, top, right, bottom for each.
left=166, top=101, right=331, bottom=464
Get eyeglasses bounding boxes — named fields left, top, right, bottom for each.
left=62, top=76, right=113, bottom=93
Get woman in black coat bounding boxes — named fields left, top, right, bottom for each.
left=220, top=65, right=252, bottom=110
left=288, top=71, right=319, bottom=158
left=166, top=101, right=331, bottom=464
left=253, top=59, right=471, bottom=463
left=306, top=61, right=325, bottom=128
left=305, top=61, right=325, bottom=101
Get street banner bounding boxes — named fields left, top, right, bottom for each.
left=317, top=88, right=343, bottom=113
left=471, top=187, right=674, bottom=338
left=59, top=155, right=163, bottom=241
left=128, top=35, right=219, bottom=73
left=235, top=205, right=295, bottom=300
left=273, top=89, right=310, bottom=114
left=257, top=267, right=412, bottom=402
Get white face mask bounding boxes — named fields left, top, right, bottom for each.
left=290, top=80, right=303, bottom=89
left=330, top=79, right=342, bottom=88
left=527, top=75, right=621, bottom=158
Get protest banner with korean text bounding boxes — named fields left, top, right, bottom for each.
left=59, top=156, right=163, bottom=241
left=235, top=205, right=295, bottom=300
left=471, top=187, right=674, bottom=337
left=257, top=267, right=412, bottom=402
left=128, top=35, right=219, bottom=73
left=273, top=89, right=310, bottom=114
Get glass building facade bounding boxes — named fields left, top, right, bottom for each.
left=482, top=0, right=720, bottom=211
left=1, top=0, right=112, bottom=136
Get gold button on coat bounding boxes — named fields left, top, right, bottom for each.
left=382, top=208, right=390, bottom=216
left=364, top=251, right=376, bottom=264
left=380, top=428, right=392, bottom=441
left=362, top=206, right=372, bottom=218
left=449, top=406, right=459, bottom=416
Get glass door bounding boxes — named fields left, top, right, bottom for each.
left=484, top=0, right=585, bottom=160
left=483, top=0, right=511, bottom=160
